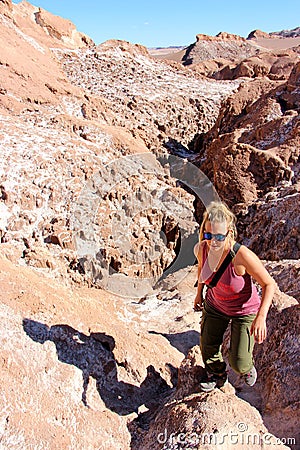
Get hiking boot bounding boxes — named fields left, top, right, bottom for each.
left=199, top=371, right=228, bottom=392
left=243, top=366, right=257, bottom=387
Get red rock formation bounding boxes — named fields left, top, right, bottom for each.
left=34, top=7, right=93, bottom=47
left=196, top=31, right=246, bottom=42
left=182, top=34, right=258, bottom=66
left=98, top=39, right=150, bottom=57
left=280, top=60, right=300, bottom=109
left=179, top=29, right=300, bottom=82
left=247, top=29, right=272, bottom=40
left=193, top=62, right=300, bottom=261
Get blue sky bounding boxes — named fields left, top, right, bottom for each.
left=13, top=0, right=300, bottom=48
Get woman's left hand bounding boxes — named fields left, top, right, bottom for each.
left=250, top=315, right=267, bottom=344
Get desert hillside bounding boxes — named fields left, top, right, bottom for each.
left=0, top=0, right=299, bottom=448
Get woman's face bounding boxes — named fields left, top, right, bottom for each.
left=203, top=220, right=229, bottom=251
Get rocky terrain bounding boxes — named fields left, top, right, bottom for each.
left=0, top=0, right=299, bottom=448
left=156, top=30, right=300, bottom=81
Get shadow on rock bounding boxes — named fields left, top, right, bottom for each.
left=149, top=330, right=200, bottom=356
left=23, top=319, right=172, bottom=415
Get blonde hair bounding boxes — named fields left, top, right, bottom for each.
left=199, top=201, right=237, bottom=242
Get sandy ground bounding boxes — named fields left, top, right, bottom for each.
left=148, top=47, right=187, bottom=62
left=253, top=36, right=300, bottom=50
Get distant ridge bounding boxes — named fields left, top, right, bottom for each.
left=149, top=27, right=300, bottom=55
left=149, top=45, right=186, bottom=50
left=270, top=26, right=300, bottom=38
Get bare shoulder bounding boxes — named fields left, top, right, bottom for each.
left=235, top=243, right=274, bottom=285
left=235, top=244, right=271, bottom=280
left=235, top=244, right=261, bottom=266
left=194, top=241, right=205, bottom=260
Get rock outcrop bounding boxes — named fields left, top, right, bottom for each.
left=34, top=6, right=93, bottom=47
left=182, top=32, right=258, bottom=66
left=178, top=29, right=300, bottom=81
left=237, top=189, right=300, bottom=260
left=194, top=63, right=300, bottom=261
left=247, top=29, right=273, bottom=40
left=0, top=0, right=85, bottom=111
left=253, top=294, right=299, bottom=443
left=213, top=50, right=298, bottom=81
left=196, top=31, right=246, bottom=42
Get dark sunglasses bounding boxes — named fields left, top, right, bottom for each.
left=203, top=231, right=228, bottom=242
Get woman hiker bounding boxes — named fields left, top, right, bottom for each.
left=193, top=201, right=275, bottom=392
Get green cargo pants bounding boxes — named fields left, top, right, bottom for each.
left=200, top=302, right=256, bottom=375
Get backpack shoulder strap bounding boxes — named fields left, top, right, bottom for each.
left=207, top=242, right=241, bottom=289
left=232, top=242, right=241, bottom=255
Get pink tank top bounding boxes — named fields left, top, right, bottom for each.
left=201, top=242, right=261, bottom=316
